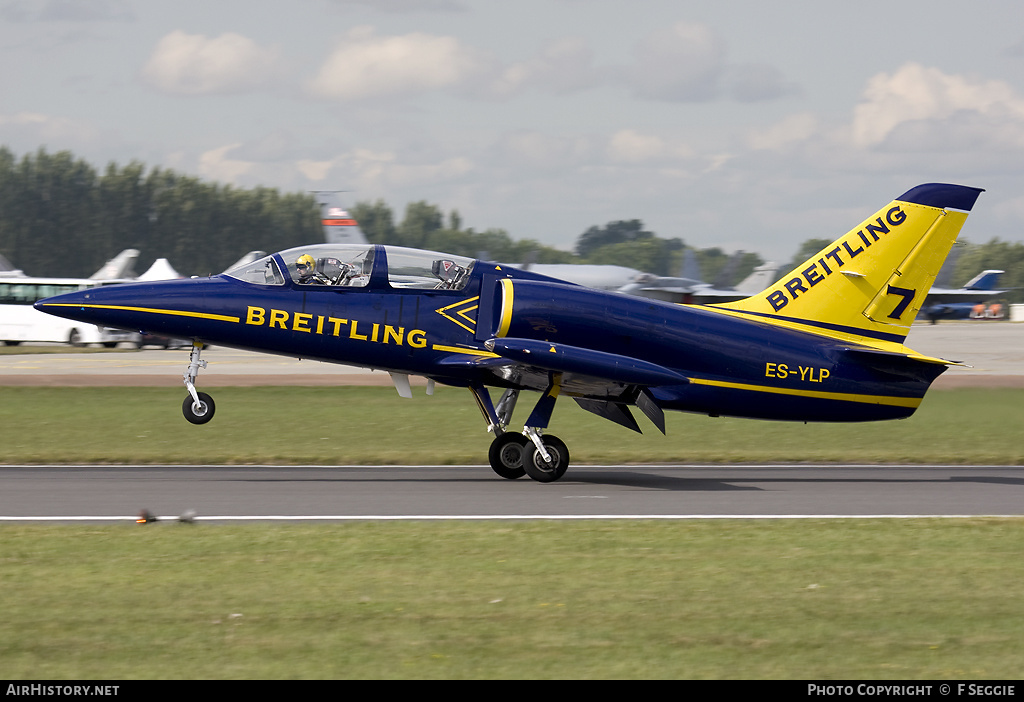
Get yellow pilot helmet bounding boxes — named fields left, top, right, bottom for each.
left=296, top=253, right=315, bottom=271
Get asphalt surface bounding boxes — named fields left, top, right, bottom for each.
left=1, top=321, right=1021, bottom=521
left=2, top=464, right=1022, bottom=520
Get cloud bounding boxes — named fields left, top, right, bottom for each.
left=198, top=144, right=255, bottom=183
left=195, top=139, right=477, bottom=194
left=606, top=129, right=694, bottom=164
left=852, top=62, right=1024, bottom=150
left=492, top=131, right=597, bottom=171
left=747, top=113, right=820, bottom=152
left=141, top=31, right=282, bottom=96
left=0, top=111, right=100, bottom=145
left=489, top=37, right=599, bottom=98
left=306, top=26, right=492, bottom=100
left=306, top=23, right=796, bottom=105
left=323, top=0, right=467, bottom=11
left=0, top=0, right=133, bottom=22
left=618, top=22, right=727, bottom=101
left=727, top=63, right=801, bottom=102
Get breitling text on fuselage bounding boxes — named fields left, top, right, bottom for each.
left=245, top=305, right=428, bottom=348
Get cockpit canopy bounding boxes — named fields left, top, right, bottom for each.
left=222, top=244, right=476, bottom=291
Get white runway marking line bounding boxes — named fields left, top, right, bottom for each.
left=1, top=514, right=1021, bottom=521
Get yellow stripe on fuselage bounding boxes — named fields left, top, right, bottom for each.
left=431, top=344, right=499, bottom=358
left=696, top=304, right=909, bottom=350
left=696, top=304, right=956, bottom=366
left=42, top=303, right=241, bottom=324
left=688, top=377, right=921, bottom=408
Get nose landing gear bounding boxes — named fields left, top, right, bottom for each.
left=182, top=391, right=215, bottom=424
left=182, top=342, right=215, bottom=424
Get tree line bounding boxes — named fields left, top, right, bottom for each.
left=0, top=148, right=321, bottom=278
left=350, top=202, right=764, bottom=284
left=1, top=148, right=1020, bottom=301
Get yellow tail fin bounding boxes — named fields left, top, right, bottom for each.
left=717, top=183, right=984, bottom=343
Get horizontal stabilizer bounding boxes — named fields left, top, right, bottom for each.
left=842, top=346, right=966, bottom=367
left=484, top=337, right=689, bottom=386
left=839, top=345, right=966, bottom=378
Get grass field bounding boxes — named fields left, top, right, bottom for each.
left=2, top=385, right=1023, bottom=679
left=0, top=385, right=1022, bottom=465
left=2, top=520, right=1023, bottom=679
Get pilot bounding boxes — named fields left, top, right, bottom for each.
left=295, top=254, right=330, bottom=285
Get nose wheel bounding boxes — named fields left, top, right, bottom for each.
left=181, top=341, right=215, bottom=424
left=182, top=392, right=215, bottom=424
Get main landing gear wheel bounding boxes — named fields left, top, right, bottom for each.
left=524, top=435, right=569, bottom=483
left=488, top=432, right=528, bottom=479
left=182, top=392, right=215, bottom=425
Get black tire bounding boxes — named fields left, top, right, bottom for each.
left=488, top=432, right=528, bottom=479
left=68, top=329, right=83, bottom=347
left=523, top=435, right=569, bottom=483
left=182, top=392, right=216, bottom=425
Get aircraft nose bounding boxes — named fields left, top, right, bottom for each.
left=34, top=288, right=97, bottom=323
left=33, top=277, right=232, bottom=341
left=36, top=289, right=84, bottom=311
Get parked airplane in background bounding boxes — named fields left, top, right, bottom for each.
left=89, top=248, right=140, bottom=280
left=503, top=249, right=776, bottom=303
left=496, top=262, right=645, bottom=291
left=618, top=260, right=780, bottom=304
left=314, top=191, right=370, bottom=246
left=922, top=269, right=1007, bottom=322
left=0, top=252, right=24, bottom=277
left=36, top=183, right=983, bottom=482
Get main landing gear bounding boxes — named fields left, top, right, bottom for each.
left=182, top=342, right=215, bottom=425
left=472, top=375, right=571, bottom=483
left=175, top=344, right=570, bottom=482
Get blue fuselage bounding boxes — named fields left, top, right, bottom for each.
left=36, top=246, right=944, bottom=423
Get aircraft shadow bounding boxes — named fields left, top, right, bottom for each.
left=565, top=471, right=759, bottom=491
left=223, top=467, right=1024, bottom=492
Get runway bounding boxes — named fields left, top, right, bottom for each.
left=1, top=322, right=1021, bottom=522
left=2, top=464, right=1022, bottom=521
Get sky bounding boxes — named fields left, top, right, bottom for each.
left=2, top=0, right=1024, bottom=267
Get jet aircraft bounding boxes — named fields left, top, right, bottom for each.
left=0, top=252, right=24, bottom=277
left=35, top=183, right=983, bottom=482
left=922, top=269, right=1007, bottom=321
left=313, top=191, right=370, bottom=246
left=617, top=259, right=780, bottom=305
left=89, top=248, right=140, bottom=281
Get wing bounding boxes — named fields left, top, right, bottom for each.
left=435, top=338, right=681, bottom=433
